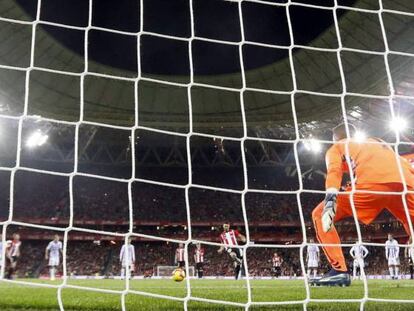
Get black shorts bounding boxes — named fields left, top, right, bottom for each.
left=272, top=266, right=281, bottom=274
left=8, top=256, right=18, bottom=264
left=227, top=248, right=243, bottom=260
left=196, top=262, right=203, bottom=270
left=177, top=261, right=185, bottom=268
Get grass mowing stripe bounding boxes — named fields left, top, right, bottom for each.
left=0, top=279, right=413, bottom=310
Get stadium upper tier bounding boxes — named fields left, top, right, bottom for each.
left=1, top=170, right=408, bottom=243
left=0, top=0, right=413, bottom=140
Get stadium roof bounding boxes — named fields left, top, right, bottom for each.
left=0, top=0, right=413, bottom=143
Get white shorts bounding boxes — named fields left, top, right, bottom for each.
left=388, top=257, right=400, bottom=266
left=353, top=259, right=365, bottom=268
left=307, top=260, right=318, bottom=268
left=122, top=263, right=135, bottom=271
left=49, top=256, right=60, bottom=267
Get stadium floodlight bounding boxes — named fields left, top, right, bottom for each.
left=26, top=130, right=48, bottom=148
left=389, top=117, right=407, bottom=132
left=349, top=110, right=362, bottom=118
left=354, top=131, right=367, bottom=143
left=304, top=139, right=322, bottom=153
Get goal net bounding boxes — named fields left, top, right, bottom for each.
left=0, top=0, right=414, bottom=310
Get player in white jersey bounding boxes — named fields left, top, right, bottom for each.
left=45, top=235, right=63, bottom=281
left=349, top=242, right=369, bottom=280
left=306, top=239, right=320, bottom=278
left=217, top=223, right=246, bottom=280
left=5, top=233, right=21, bottom=279
left=385, top=234, right=400, bottom=279
left=175, top=243, right=186, bottom=268
left=120, top=238, right=135, bottom=279
left=404, top=237, right=414, bottom=279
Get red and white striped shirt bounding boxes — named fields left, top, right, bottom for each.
left=7, top=240, right=21, bottom=257
left=272, top=255, right=282, bottom=267
left=176, top=248, right=185, bottom=262
left=194, top=248, right=204, bottom=263
left=220, top=229, right=239, bottom=247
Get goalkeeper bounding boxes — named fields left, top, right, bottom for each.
left=311, top=123, right=414, bottom=286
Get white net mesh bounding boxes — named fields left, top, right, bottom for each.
left=0, top=0, right=414, bottom=310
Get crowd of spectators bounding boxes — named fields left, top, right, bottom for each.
left=1, top=170, right=410, bottom=251
left=2, top=168, right=413, bottom=280
left=1, top=172, right=402, bottom=228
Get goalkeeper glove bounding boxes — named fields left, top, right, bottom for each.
left=322, top=192, right=337, bottom=233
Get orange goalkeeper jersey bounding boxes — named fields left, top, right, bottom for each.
left=325, top=138, right=414, bottom=190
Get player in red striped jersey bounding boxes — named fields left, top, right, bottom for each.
left=175, top=243, right=186, bottom=268
left=5, top=233, right=21, bottom=279
left=217, top=223, right=246, bottom=280
left=194, top=243, right=205, bottom=279
left=272, top=252, right=283, bottom=278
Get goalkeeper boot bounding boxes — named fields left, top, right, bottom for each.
left=310, top=269, right=351, bottom=287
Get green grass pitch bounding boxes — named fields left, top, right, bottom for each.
left=0, top=278, right=414, bottom=311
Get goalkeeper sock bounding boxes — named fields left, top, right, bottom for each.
left=50, top=267, right=55, bottom=280
left=307, top=269, right=310, bottom=277
left=313, top=269, right=317, bottom=278
left=395, top=267, right=399, bottom=278
left=121, top=268, right=125, bottom=279
left=312, top=202, right=347, bottom=272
